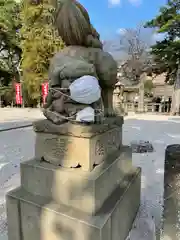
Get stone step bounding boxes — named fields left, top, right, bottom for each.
left=20, top=146, right=134, bottom=214
left=6, top=167, right=141, bottom=240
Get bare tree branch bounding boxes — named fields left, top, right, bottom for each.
left=118, top=24, right=154, bottom=84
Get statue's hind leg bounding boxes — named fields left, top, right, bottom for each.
left=101, top=87, right=116, bottom=117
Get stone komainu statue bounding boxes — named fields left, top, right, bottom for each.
left=44, top=0, right=118, bottom=123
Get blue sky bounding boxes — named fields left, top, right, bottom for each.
left=78, top=0, right=167, bottom=40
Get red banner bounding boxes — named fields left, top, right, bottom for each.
left=42, top=82, right=49, bottom=104
left=15, top=83, right=23, bottom=105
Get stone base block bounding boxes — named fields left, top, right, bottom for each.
left=21, top=146, right=133, bottom=214
left=161, top=145, right=180, bottom=239
left=7, top=168, right=141, bottom=240
left=34, top=118, right=123, bottom=171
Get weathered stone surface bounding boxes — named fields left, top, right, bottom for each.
left=161, top=144, right=180, bottom=240
left=165, top=144, right=180, bottom=169
left=6, top=167, right=141, bottom=240
left=21, top=146, right=133, bottom=214
left=131, top=140, right=154, bottom=153
left=33, top=117, right=124, bottom=136
left=6, top=195, right=21, bottom=240
left=49, top=0, right=117, bottom=119
left=34, top=120, right=123, bottom=171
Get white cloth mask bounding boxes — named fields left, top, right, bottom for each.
left=69, top=75, right=101, bottom=104
left=76, top=107, right=95, bottom=122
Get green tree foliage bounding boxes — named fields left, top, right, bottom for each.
left=20, top=0, right=64, bottom=102
left=145, top=0, right=180, bottom=83
left=0, top=0, right=21, bottom=85
left=0, top=84, right=15, bottom=106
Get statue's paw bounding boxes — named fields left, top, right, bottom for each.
left=94, top=115, right=104, bottom=124
left=43, top=109, right=67, bottom=125
left=104, top=109, right=117, bottom=118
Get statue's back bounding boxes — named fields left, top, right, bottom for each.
left=51, top=46, right=117, bottom=88
left=48, top=0, right=118, bottom=117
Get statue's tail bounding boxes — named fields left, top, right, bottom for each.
left=55, top=0, right=103, bottom=49
left=55, top=0, right=91, bottom=46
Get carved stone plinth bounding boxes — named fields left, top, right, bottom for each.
left=6, top=117, right=141, bottom=240
left=34, top=118, right=123, bottom=171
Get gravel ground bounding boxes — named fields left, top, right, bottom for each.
left=0, top=114, right=180, bottom=239
left=0, top=108, right=43, bottom=122
left=124, top=116, right=180, bottom=239
left=0, top=127, right=36, bottom=239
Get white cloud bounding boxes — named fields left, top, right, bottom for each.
left=108, top=0, right=142, bottom=7
left=108, top=0, right=121, bottom=6
left=152, top=33, right=166, bottom=42
left=116, top=28, right=126, bottom=35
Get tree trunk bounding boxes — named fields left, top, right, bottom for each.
left=171, top=65, right=180, bottom=115
left=171, top=89, right=180, bottom=115
left=138, top=73, right=146, bottom=113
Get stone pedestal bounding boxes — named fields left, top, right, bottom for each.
left=6, top=117, right=141, bottom=240
left=161, top=145, right=180, bottom=240
left=34, top=118, right=123, bottom=171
